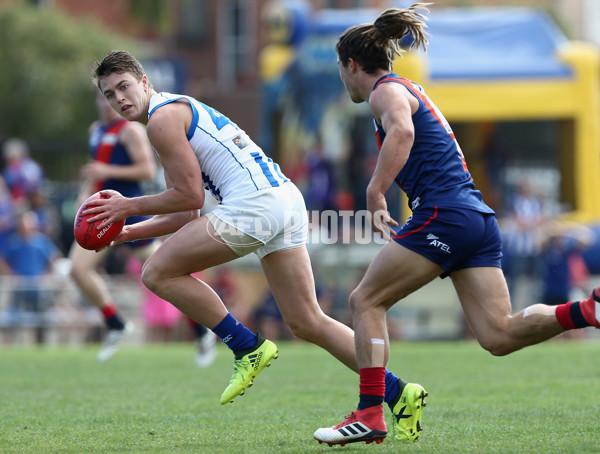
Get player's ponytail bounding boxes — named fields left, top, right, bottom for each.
left=374, top=3, right=430, bottom=53
left=336, top=3, right=431, bottom=74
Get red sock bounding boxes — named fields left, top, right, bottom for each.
left=555, top=301, right=593, bottom=330
left=101, top=304, right=117, bottom=320
left=359, top=367, right=386, bottom=396
left=358, top=367, right=385, bottom=411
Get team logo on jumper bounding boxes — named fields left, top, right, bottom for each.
left=427, top=233, right=451, bottom=253
left=233, top=134, right=249, bottom=150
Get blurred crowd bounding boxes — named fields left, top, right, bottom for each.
left=501, top=180, right=596, bottom=313
left=0, top=138, right=64, bottom=343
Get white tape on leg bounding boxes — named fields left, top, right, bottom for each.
left=371, top=338, right=385, bottom=366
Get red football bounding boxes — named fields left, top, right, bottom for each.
left=73, top=192, right=125, bottom=250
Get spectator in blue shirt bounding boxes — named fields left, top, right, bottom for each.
left=0, top=210, right=61, bottom=343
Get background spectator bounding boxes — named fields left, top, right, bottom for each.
left=503, top=179, right=548, bottom=307
left=0, top=210, right=61, bottom=343
left=1, top=138, right=44, bottom=208
left=540, top=220, right=595, bottom=306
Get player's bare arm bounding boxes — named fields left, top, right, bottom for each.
left=366, top=84, right=414, bottom=234
left=111, top=210, right=198, bottom=246
left=144, top=102, right=205, bottom=211
left=113, top=172, right=200, bottom=244
left=84, top=103, right=204, bottom=227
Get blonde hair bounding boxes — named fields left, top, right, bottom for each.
left=336, top=3, right=431, bottom=74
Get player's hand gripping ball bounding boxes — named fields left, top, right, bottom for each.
left=73, top=192, right=125, bottom=250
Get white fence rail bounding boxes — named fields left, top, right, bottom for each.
left=0, top=272, right=144, bottom=345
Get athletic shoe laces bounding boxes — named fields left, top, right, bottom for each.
left=334, top=412, right=358, bottom=429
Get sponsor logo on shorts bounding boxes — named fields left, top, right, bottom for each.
left=427, top=232, right=451, bottom=253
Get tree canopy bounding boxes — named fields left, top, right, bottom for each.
left=0, top=3, right=135, bottom=142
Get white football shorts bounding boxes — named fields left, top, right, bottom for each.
left=205, top=182, right=308, bottom=259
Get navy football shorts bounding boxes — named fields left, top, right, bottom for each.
left=392, top=206, right=503, bottom=278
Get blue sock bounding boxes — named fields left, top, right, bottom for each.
left=212, top=313, right=257, bottom=353
left=384, top=370, right=406, bottom=407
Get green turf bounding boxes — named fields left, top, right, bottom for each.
left=0, top=339, right=599, bottom=453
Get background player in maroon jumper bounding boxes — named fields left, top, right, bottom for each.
left=69, top=89, right=157, bottom=361
left=314, top=3, right=600, bottom=446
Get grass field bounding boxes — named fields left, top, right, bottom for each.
left=1, top=339, right=599, bottom=453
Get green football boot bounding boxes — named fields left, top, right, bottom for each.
left=220, top=334, right=278, bottom=404
left=390, top=382, right=428, bottom=441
